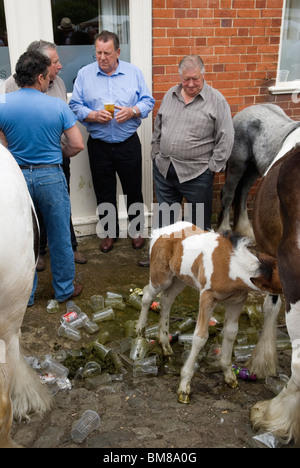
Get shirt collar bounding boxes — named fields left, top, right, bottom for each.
left=174, top=80, right=207, bottom=101
left=96, top=59, right=126, bottom=77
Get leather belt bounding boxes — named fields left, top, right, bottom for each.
left=19, top=164, right=61, bottom=170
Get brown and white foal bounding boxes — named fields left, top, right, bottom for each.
left=136, top=222, right=278, bottom=404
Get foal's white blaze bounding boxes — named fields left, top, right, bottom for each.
left=180, top=233, right=219, bottom=288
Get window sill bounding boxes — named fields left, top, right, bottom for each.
left=269, top=81, right=300, bottom=95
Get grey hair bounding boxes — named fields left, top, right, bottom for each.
left=26, top=40, right=57, bottom=58
left=179, top=55, right=205, bottom=75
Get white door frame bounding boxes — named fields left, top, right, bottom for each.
left=4, top=0, right=153, bottom=237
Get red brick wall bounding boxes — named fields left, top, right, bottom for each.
left=152, top=0, right=300, bottom=223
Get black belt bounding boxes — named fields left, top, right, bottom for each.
left=19, top=164, right=61, bottom=170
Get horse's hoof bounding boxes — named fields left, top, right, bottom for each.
left=178, top=392, right=190, bottom=404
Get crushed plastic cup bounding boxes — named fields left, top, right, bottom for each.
left=133, top=365, right=158, bottom=378
left=82, top=317, right=99, bottom=334
left=130, top=337, right=151, bottom=361
left=41, top=355, right=69, bottom=379
left=92, top=307, right=115, bottom=323
left=93, top=341, right=112, bottom=360
left=71, top=410, right=101, bottom=443
left=110, top=337, right=133, bottom=354
left=96, top=330, right=110, bottom=345
left=46, top=299, right=60, bottom=314
left=128, top=292, right=143, bottom=310
left=58, top=322, right=81, bottom=341
left=145, top=324, right=159, bottom=339
left=178, top=318, right=195, bottom=333
left=66, top=300, right=82, bottom=314
left=82, top=361, right=101, bottom=379
left=90, top=294, right=105, bottom=312
left=105, top=292, right=126, bottom=310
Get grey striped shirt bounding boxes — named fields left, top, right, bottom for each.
left=151, top=81, right=234, bottom=183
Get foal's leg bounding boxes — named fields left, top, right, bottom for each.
left=158, top=278, right=186, bottom=357
left=178, top=290, right=215, bottom=404
left=136, top=282, right=162, bottom=336
left=220, top=300, right=245, bottom=388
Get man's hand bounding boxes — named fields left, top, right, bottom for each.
left=115, top=106, right=139, bottom=123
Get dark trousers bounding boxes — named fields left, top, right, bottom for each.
left=39, top=158, right=77, bottom=256
left=153, top=162, right=214, bottom=230
left=87, top=133, right=144, bottom=238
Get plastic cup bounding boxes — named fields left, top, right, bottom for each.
left=132, top=365, right=158, bottom=378
left=71, top=410, right=101, bottom=443
left=41, top=356, right=69, bottom=379
left=92, top=307, right=115, bottom=323
left=93, top=341, right=112, bottom=360
left=104, top=103, right=115, bottom=117
left=110, top=337, right=133, bottom=354
left=130, top=337, right=151, bottom=361
left=46, top=299, right=60, bottom=314
left=82, top=361, right=101, bottom=379
left=90, top=295, right=105, bottom=312
left=58, top=322, right=81, bottom=341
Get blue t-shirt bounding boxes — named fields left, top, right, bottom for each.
left=0, top=88, right=77, bottom=165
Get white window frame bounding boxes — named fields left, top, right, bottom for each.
left=269, top=0, right=300, bottom=95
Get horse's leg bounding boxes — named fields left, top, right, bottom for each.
left=178, top=291, right=215, bottom=404
left=218, top=145, right=250, bottom=233
left=136, top=282, right=161, bottom=337
left=232, top=161, right=259, bottom=238
left=158, top=278, right=186, bottom=357
left=220, top=300, right=246, bottom=388
left=0, top=333, right=19, bottom=448
left=247, top=294, right=282, bottom=378
left=250, top=303, right=300, bottom=444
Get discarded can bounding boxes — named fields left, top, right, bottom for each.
left=232, top=364, right=257, bottom=381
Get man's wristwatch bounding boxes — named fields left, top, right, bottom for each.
left=132, top=107, right=137, bottom=117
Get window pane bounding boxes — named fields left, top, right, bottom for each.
left=51, top=0, right=130, bottom=93
left=0, top=0, right=11, bottom=89
left=279, top=0, right=300, bottom=82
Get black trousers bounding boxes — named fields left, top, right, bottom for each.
left=153, top=162, right=214, bottom=231
left=87, top=133, right=144, bottom=238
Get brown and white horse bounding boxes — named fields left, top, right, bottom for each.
left=248, top=144, right=300, bottom=444
left=136, top=221, right=279, bottom=404
left=0, top=144, right=52, bottom=448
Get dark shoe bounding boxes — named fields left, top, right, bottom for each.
left=74, top=250, right=88, bottom=264
left=132, top=236, right=145, bottom=250
left=36, top=256, right=45, bottom=272
left=138, top=259, right=150, bottom=267
left=100, top=237, right=117, bottom=253
left=67, top=283, right=83, bottom=301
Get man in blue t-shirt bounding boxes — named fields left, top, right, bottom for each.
left=0, top=51, right=84, bottom=305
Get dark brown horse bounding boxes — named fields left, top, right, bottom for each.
left=249, top=143, right=300, bottom=444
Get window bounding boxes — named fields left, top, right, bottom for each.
left=278, top=0, right=300, bottom=83
left=0, top=0, right=11, bottom=88
left=51, top=0, right=130, bottom=93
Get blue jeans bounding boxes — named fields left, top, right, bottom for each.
left=22, top=166, right=75, bottom=304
